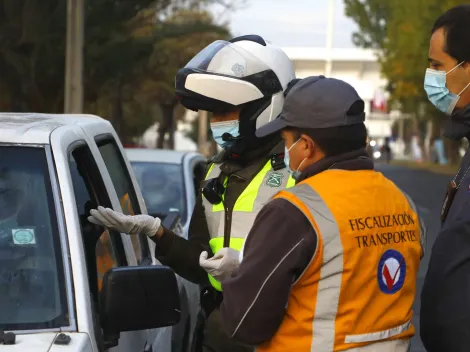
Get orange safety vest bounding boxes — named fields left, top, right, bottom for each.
left=121, top=193, right=134, bottom=215
left=256, top=169, right=424, bottom=352
left=96, top=232, right=116, bottom=292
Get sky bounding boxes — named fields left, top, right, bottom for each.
left=218, top=0, right=359, bottom=48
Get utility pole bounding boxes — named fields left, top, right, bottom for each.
left=198, top=110, right=208, bottom=156
left=325, top=0, right=335, bottom=77
left=64, top=0, right=85, bottom=113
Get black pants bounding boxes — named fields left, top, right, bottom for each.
left=202, top=308, right=253, bottom=352
left=192, top=297, right=253, bottom=352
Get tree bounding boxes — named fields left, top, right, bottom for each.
left=0, top=0, right=236, bottom=145
left=346, top=0, right=470, bottom=111
left=345, top=0, right=469, bottom=162
left=344, top=0, right=391, bottom=49
left=0, top=0, right=67, bottom=112
left=132, top=9, right=230, bottom=148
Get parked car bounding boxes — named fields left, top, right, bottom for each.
left=125, top=148, right=207, bottom=352
left=0, top=113, right=181, bottom=351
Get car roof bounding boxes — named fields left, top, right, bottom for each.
left=0, top=113, right=111, bottom=144
left=125, top=148, right=205, bottom=165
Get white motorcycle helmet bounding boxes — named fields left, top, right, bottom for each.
left=175, top=35, right=296, bottom=153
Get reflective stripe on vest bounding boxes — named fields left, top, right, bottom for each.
left=256, top=170, right=423, bottom=351
left=203, top=160, right=295, bottom=291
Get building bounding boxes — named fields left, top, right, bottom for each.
left=282, top=47, right=394, bottom=142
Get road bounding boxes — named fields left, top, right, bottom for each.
left=377, top=163, right=451, bottom=352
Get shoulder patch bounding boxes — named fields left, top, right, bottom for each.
left=266, top=171, right=284, bottom=187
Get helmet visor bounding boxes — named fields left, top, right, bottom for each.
left=184, top=40, right=271, bottom=78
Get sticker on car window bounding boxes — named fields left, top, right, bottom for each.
left=12, top=228, right=36, bottom=245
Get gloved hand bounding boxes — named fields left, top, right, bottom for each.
left=88, top=206, right=161, bottom=237
left=199, top=248, right=240, bottom=282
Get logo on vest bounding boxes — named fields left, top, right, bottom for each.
left=377, top=249, right=406, bottom=294
left=266, top=172, right=284, bottom=187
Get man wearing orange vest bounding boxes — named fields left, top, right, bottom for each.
left=219, top=76, right=426, bottom=351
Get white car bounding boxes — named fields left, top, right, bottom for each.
left=0, top=113, right=181, bottom=351
left=125, top=148, right=207, bottom=352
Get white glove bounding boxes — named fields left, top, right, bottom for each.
left=199, top=248, right=240, bottom=282
left=88, top=206, right=161, bottom=237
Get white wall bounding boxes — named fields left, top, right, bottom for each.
left=284, top=47, right=391, bottom=138
left=139, top=122, right=197, bottom=151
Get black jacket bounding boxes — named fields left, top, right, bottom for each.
left=149, top=138, right=284, bottom=352
left=420, top=104, right=470, bottom=351
left=152, top=138, right=282, bottom=285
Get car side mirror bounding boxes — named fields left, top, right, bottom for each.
left=99, top=266, right=180, bottom=348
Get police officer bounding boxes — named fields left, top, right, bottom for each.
left=219, top=76, right=426, bottom=351
left=88, top=34, right=297, bottom=352
left=420, top=5, right=470, bottom=351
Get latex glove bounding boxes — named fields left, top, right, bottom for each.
left=199, top=248, right=240, bottom=282
left=88, top=206, right=161, bottom=237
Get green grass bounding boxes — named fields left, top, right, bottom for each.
left=388, top=160, right=458, bottom=176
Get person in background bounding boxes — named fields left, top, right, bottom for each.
left=365, top=134, right=373, bottom=157
left=420, top=5, right=470, bottom=351
left=88, top=34, right=297, bottom=352
left=381, top=137, right=392, bottom=163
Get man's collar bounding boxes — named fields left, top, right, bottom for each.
left=296, top=149, right=373, bottom=182
left=444, top=103, right=470, bottom=140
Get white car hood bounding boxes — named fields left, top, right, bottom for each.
left=1, top=332, right=92, bottom=352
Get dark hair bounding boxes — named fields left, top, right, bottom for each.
left=288, top=123, right=368, bottom=157
left=432, top=5, right=470, bottom=62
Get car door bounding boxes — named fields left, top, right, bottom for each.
left=51, top=125, right=101, bottom=351
left=91, top=133, right=171, bottom=352
left=51, top=125, right=158, bottom=352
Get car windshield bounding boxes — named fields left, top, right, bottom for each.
left=130, top=162, right=187, bottom=224
left=0, top=146, right=68, bottom=331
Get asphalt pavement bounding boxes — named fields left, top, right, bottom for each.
left=376, top=162, right=451, bottom=352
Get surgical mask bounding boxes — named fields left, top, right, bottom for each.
left=284, top=139, right=306, bottom=180
left=210, top=120, right=240, bottom=148
left=424, top=61, right=470, bottom=115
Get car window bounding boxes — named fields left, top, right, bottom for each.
left=0, top=146, right=68, bottom=331
left=69, top=145, right=127, bottom=297
left=95, top=137, right=151, bottom=265
left=130, top=162, right=187, bottom=225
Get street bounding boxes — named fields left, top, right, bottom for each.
left=377, top=163, right=451, bottom=352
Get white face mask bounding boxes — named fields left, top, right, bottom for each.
left=210, top=120, right=240, bottom=148
left=424, top=61, right=470, bottom=115
left=284, top=139, right=307, bottom=180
